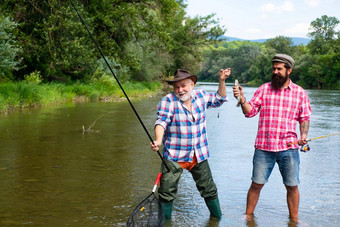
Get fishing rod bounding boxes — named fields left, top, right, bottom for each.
left=288, top=133, right=340, bottom=145
left=288, top=132, right=340, bottom=152
left=70, top=0, right=170, bottom=171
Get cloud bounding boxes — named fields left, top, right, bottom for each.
left=260, top=3, right=276, bottom=12
left=304, top=0, right=320, bottom=8
left=284, top=23, right=310, bottom=37
left=259, top=1, right=295, bottom=14
left=282, top=1, right=295, bottom=11
left=246, top=27, right=262, bottom=34
left=260, top=14, right=268, bottom=19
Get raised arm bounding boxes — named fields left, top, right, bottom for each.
left=218, top=68, right=231, bottom=97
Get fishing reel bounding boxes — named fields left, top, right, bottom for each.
left=300, top=144, right=310, bottom=152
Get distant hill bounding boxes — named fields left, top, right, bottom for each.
left=223, top=36, right=311, bottom=46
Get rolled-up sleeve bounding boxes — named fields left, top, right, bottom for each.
left=298, top=90, right=312, bottom=123
left=205, top=90, right=228, bottom=109
left=245, top=87, right=263, bottom=118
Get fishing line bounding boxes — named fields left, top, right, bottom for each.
left=70, top=0, right=170, bottom=171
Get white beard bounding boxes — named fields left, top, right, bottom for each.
left=176, top=91, right=191, bottom=102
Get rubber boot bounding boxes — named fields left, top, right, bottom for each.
left=205, top=198, right=222, bottom=218
left=160, top=201, right=173, bottom=220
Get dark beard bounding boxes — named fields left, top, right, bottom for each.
left=271, top=71, right=289, bottom=90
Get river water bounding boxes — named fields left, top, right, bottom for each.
left=0, top=84, right=339, bottom=227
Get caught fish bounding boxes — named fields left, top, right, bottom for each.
left=235, top=79, right=241, bottom=107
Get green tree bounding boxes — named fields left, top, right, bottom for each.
left=246, top=48, right=275, bottom=84
left=197, top=16, right=340, bottom=89
left=308, top=15, right=340, bottom=55
left=265, top=36, right=294, bottom=55
left=308, top=15, right=339, bottom=41
left=167, top=12, right=226, bottom=74
left=0, top=0, right=99, bottom=81
left=0, top=0, right=226, bottom=82
left=0, top=16, right=22, bottom=81
left=305, top=15, right=340, bottom=88
left=199, top=46, right=231, bottom=81
left=198, top=41, right=262, bottom=83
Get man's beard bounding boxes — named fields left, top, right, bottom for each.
left=175, top=91, right=191, bottom=102
left=271, top=71, right=289, bottom=90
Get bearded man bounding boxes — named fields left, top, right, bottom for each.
left=150, top=68, right=230, bottom=220
left=232, top=54, right=312, bottom=223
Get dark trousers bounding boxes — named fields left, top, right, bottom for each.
left=158, top=158, right=218, bottom=202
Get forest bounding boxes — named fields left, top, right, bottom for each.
left=0, top=0, right=339, bottom=90
left=0, top=0, right=224, bottom=83
left=199, top=22, right=340, bottom=89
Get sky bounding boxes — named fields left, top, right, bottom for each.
left=185, top=0, right=340, bottom=40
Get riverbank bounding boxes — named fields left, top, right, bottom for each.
left=0, top=80, right=163, bottom=114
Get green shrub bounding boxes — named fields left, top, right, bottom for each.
left=24, top=71, right=42, bottom=84
left=71, top=83, right=93, bottom=96
left=16, top=82, right=42, bottom=105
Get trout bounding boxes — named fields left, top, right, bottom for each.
left=235, top=79, right=241, bottom=107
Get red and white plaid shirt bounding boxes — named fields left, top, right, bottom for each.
left=246, top=80, right=311, bottom=152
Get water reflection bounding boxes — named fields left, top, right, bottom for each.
left=0, top=86, right=339, bottom=226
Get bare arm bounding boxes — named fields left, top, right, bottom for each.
left=298, top=121, right=309, bottom=146
left=218, top=68, right=231, bottom=97
left=150, top=124, right=165, bottom=151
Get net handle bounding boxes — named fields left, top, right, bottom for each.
left=152, top=173, right=162, bottom=193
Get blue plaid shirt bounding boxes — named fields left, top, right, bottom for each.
left=155, top=89, right=227, bottom=163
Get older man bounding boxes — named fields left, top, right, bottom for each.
left=151, top=68, right=230, bottom=219
left=233, top=54, right=311, bottom=222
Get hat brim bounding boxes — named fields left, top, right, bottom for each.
left=271, top=59, right=294, bottom=68
left=166, top=75, right=197, bottom=84
left=271, top=59, right=286, bottom=64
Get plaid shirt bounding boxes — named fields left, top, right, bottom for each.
left=155, top=89, right=227, bottom=163
left=246, top=80, right=311, bottom=152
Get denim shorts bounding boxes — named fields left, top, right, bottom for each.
left=252, top=148, right=300, bottom=186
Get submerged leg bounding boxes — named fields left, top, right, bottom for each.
left=191, top=160, right=222, bottom=218
left=246, top=182, right=264, bottom=216
left=285, top=185, right=299, bottom=222
left=160, top=201, right=173, bottom=220
left=158, top=159, right=183, bottom=220
left=205, top=197, right=222, bottom=218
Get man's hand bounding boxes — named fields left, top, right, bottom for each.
left=150, top=140, right=161, bottom=151
left=297, top=134, right=308, bottom=146
left=232, top=85, right=252, bottom=114
left=233, top=85, right=245, bottom=102
left=217, top=68, right=231, bottom=97
left=219, top=68, right=231, bottom=81
left=297, top=139, right=308, bottom=146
